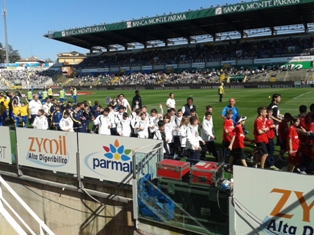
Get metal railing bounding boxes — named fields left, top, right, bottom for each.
left=0, top=176, right=55, bottom=235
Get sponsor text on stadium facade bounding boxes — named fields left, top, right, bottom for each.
left=129, top=14, right=187, bottom=28
left=62, top=26, right=106, bottom=37
left=216, top=0, right=301, bottom=15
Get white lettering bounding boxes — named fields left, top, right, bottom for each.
left=63, top=26, right=106, bottom=36
left=132, top=14, right=187, bottom=27
left=222, top=0, right=300, bottom=14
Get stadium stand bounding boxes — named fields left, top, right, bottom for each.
left=0, top=68, right=58, bottom=89
left=57, top=35, right=313, bottom=87
left=76, top=37, right=314, bottom=68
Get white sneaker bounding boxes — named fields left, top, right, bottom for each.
left=297, top=168, right=307, bottom=175
left=269, top=166, right=279, bottom=171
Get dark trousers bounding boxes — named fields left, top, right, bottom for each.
left=201, top=141, right=218, bottom=161
left=8, top=107, right=13, bottom=120
left=188, top=149, right=200, bottom=165
left=173, top=136, right=181, bottom=153
left=29, top=114, right=37, bottom=125
left=266, top=138, right=275, bottom=167
left=221, top=141, right=231, bottom=164
left=110, top=127, right=118, bottom=136
left=219, top=94, right=223, bottom=102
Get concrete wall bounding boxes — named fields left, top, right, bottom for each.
left=1, top=179, right=133, bottom=235
left=0, top=176, right=191, bottom=235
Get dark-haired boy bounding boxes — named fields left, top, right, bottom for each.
left=153, top=120, right=170, bottom=158
left=278, top=113, right=292, bottom=161
left=253, top=106, right=269, bottom=169
left=228, top=116, right=248, bottom=172
left=266, top=109, right=279, bottom=170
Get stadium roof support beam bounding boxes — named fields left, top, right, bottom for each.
left=304, top=23, right=308, bottom=32
left=270, top=26, right=276, bottom=36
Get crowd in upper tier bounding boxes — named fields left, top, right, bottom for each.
left=77, top=37, right=314, bottom=68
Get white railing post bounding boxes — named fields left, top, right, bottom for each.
left=0, top=176, right=55, bottom=235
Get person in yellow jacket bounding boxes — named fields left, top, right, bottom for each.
left=12, top=104, right=21, bottom=127
left=47, top=86, right=53, bottom=99
left=3, top=96, right=10, bottom=120
left=218, top=83, right=225, bottom=103
left=0, top=93, right=4, bottom=103
left=72, top=87, right=77, bottom=103
left=20, top=101, right=29, bottom=128
left=59, top=88, right=65, bottom=102
left=42, top=89, right=48, bottom=102
left=27, top=89, right=33, bottom=101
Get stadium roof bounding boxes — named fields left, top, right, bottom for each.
left=45, top=0, right=314, bottom=50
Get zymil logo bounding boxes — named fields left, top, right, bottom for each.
left=86, top=139, right=133, bottom=174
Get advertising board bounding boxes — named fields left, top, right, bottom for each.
left=78, top=133, right=162, bottom=184
left=0, top=126, right=12, bottom=164
left=233, top=166, right=314, bottom=235
left=16, top=128, right=77, bottom=174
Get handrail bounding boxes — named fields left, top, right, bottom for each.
left=0, top=175, right=55, bottom=235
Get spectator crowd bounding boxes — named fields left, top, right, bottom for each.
left=77, top=37, right=314, bottom=68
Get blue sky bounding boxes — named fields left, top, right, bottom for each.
left=0, top=0, right=240, bottom=61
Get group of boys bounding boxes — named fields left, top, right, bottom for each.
left=2, top=89, right=314, bottom=174
left=224, top=93, right=314, bottom=175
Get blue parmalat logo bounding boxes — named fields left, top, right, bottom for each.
left=85, top=139, right=132, bottom=175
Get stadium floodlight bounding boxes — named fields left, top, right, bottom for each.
left=2, top=0, right=9, bottom=64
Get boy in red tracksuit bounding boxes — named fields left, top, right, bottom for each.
left=228, top=116, right=248, bottom=172
left=278, top=113, right=292, bottom=161
left=253, top=106, right=269, bottom=169
left=266, top=109, right=279, bottom=170
left=222, top=110, right=234, bottom=163
left=287, top=117, right=301, bottom=173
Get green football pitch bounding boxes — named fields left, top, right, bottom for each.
left=7, top=87, right=314, bottom=156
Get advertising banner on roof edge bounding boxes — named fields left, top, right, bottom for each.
left=216, top=0, right=302, bottom=15
left=0, top=126, right=12, bottom=164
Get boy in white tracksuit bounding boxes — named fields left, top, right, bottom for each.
left=59, top=112, right=74, bottom=132
left=187, top=116, right=205, bottom=165
left=135, top=112, right=149, bottom=139
left=117, top=113, right=131, bottom=137
left=153, top=120, right=170, bottom=157
left=32, top=109, right=48, bottom=130
left=93, top=108, right=112, bottom=135
left=179, top=116, right=190, bottom=157
left=201, top=111, right=218, bottom=161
